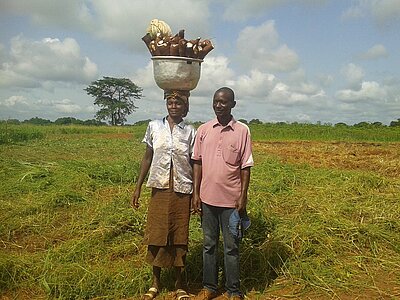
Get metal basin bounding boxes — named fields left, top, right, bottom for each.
left=152, top=56, right=203, bottom=91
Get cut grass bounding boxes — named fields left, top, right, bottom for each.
left=1, top=124, right=399, bottom=299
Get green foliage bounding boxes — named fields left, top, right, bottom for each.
left=249, top=118, right=262, bottom=125
left=390, top=118, right=400, bottom=127
left=54, top=117, right=84, bottom=125
left=134, top=119, right=152, bottom=126
left=23, top=117, right=52, bottom=125
left=85, top=76, right=143, bottom=126
left=0, top=119, right=20, bottom=125
left=250, top=123, right=400, bottom=142
left=0, top=124, right=44, bottom=144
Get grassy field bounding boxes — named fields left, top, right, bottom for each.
left=1, top=123, right=399, bottom=299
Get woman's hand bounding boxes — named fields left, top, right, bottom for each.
left=131, top=188, right=141, bottom=209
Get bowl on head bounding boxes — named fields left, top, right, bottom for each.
left=152, top=56, right=203, bottom=91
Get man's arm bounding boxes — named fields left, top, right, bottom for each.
left=192, top=160, right=202, bottom=214
left=236, top=167, right=251, bottom=215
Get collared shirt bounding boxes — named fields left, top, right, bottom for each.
left=143, top=117, right=196, bottom=194
left=192, top=117, right=254, bottom=208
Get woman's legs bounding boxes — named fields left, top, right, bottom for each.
left=175, top=266, right=190, bottom=299
left=150, top=266, right=187, bottom=290
left=151, top=266, right=161, bottom=289
left=174, top=266, right=184, bottom=289
left=143, top=266, right=161, bottom=299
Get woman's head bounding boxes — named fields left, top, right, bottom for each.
left=164, top=90, right=190, bottom=118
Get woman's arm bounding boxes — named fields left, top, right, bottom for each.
left=131, top=145, right=153, bottom=209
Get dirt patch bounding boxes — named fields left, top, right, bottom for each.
left=254, top=141, right=400, bottom=178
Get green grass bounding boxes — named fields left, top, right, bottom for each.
left=1, top=124, right=399, bottom=299
left=250, top=123, right=400, bottom=142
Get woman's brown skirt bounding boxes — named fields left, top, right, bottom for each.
left=144, top=187, right=190, bottom=268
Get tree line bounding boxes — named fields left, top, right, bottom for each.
left=1, top=76, right=399, bottom=127
left=2, top=117, right=400, bottom=128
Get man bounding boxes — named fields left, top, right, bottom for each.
left=192, top=87, right=254, bottom=300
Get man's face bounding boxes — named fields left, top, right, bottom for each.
left=166, top=97, right=185, bottom=118
left=213, top=91, right=235, bottom=119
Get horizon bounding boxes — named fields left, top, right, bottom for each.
left=2, top=115, right=399, bottom=127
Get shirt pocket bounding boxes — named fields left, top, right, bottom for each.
left=179, top=138, right=190, bottom=145
left=176, top=138, right=190, bottom=154
left=222, top=144, right=240, bottom=165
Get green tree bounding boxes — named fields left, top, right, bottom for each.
left=0, top=119, right=20, bottom=125
left=84, top=76, right=143, bottom=126
left=83, top=119, right=107, bottom=126
left=54, top=117, right=83, bottom=125
left=354, top=121, right=370, bottom=128
left=134, top=119, right=152, bottom=126
left=249, top=118, right=262, bottom=125
left=335, top=122, right=348, bottom=127
left=371, top=121, right=385, bottom=127
left=390, top=118, right=400, bottom=127
left=23, top=117, right=51, bottom=125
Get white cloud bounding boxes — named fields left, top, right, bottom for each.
left=236, top=21, right=299, bottom=72
left=222, top=0, right=284, bottom=21
left=336, top=81, right=388, bottom=102
left=54, top=99, right=82, bottom=113
left=130, top=62, right=154, bottom=90
left=0, top=35, right=98, bottom=89
left=0, top=70, right=41, bottom=88
left=0, top=0, right=92, bottom=27
left=369, top=0, right=400, bottom=24
left=360, top=44, right=388, bottom=60
left=197, top=56, right=235, bottom=95
left=296, top=113, right=312, bottom=122
left=0, top=94, right=93, bottom=121
left=129, top=52, right=323, bottom=121
left=0, top=95, right=28, bottom=107
left=235, top=70, right=276, bottom=97
left=94, top=0, right=210, bottom=48
left=342, top=0, right=400, bottom=26
left=269, top=82, right=310, bottom=105
left=341, top=5, right=365, bottom=20
left=341, top=63, right=365, bottom=88
left=221, top=0, right=328, bottom=21
left=0, top=0, right=211, bottom=52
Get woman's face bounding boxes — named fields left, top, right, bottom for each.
left=166, top=97, right=186, bottom=118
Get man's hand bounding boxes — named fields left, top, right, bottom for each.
left=236, top=194, right=247, bottom=216
left=237, top=167, right=250, bottom=216
left=191, top=193, right=202, bottom=215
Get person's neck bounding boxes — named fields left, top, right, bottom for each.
left=217, top=115, right=232, bottom=127
left=167, top=115, right=182, bottom=129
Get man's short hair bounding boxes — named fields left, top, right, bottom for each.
left=215, top=87, right=235, bottom=101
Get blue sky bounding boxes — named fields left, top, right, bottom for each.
left=1, top=0, right=400, bottom=125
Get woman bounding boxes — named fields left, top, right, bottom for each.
left=131, top=90, right=195, bottom=300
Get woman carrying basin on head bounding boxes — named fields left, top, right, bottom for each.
left=131, top=90, right=195, bottom=300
